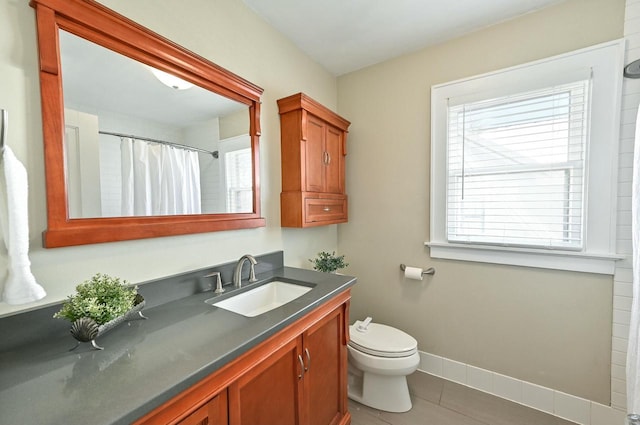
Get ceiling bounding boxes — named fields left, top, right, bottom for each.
left=242, top=0, right=565, bottom=76
left=59, top=0, right=567, bottom=129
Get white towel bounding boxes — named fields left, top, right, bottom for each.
left=0, top=146, right=46, bottom=304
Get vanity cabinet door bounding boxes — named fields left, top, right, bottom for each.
left=177, top=391, right=227, bottom=425
left=228, top=337, right=303, bottom=425
left=301, top=305, right=347, bottom=425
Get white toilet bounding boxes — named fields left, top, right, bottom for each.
left=347, top=317, right=420, bottom=413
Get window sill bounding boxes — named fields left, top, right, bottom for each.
left=425, top=241, right=623, bottom=275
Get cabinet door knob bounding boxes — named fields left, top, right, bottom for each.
left=304, top=348, right=311, bottom=371
left=323, top=207, right=331, bottom=212
left=298, top=354, right=305, bottom=379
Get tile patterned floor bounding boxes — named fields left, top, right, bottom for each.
left=349, top=372, right=577, bottom=425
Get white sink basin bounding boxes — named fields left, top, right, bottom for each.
left=209, top=281, right=313, bottom=317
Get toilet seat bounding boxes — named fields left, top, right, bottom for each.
left=349, top=321, right=417, bottom=358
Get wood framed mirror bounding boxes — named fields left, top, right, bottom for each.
left=30, top=0, right=265, bottom=247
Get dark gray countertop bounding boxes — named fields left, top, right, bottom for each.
left=0, top=266, right=355, bottom=425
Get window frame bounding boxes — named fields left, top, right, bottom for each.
left=218, top=134, right=253, bottom=213
left=224, top=146, right=253, bottom=213
left=428, top=39, right=625, bottom=274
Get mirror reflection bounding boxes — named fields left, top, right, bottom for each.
left=59, top=30, right=253, bottom=219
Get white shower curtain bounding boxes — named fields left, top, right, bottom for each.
left=120, top=137, right=201, bottom=216
left=628, top=105, right=640, bottom=415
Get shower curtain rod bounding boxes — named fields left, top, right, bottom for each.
left=99, top=130, right=219, bottom=158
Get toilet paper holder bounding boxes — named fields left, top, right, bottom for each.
left=400, top=264, right=435, bottom=276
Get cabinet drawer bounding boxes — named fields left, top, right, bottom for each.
left=305, top=198, right=347, bottom=224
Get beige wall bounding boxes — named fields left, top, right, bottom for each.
left=219, top=109, right=249, bottom=140
left=337, top=0, right=624, bottom=404
left=0, top=0, right=339, bottom=317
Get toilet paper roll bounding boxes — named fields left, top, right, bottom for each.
left=404, top=266, right=423, bottom=281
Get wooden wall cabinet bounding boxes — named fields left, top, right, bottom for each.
left=134, top=291, right=351, bottom=425
left=278, top=93, right=351, bottom=227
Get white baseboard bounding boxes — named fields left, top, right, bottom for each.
left=418, top=351, right=627, bottom=425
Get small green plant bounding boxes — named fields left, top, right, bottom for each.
left=309, top=251, right=349, bottom=273
left=54, top=273, right=138, bottom=325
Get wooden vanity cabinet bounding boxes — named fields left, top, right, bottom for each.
left=228, top=306, right=346, bottom=425
left=278, top=93, right=351, bottom=227
left=134, top=388, right=228, bottom=425
left=133, top=290, right=351, bottom=425
left=177, top=392, right=227, bottom=425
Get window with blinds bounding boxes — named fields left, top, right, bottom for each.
left=225, top=147, right=253, bottom=213
left=446, top=80, right=590, bottom=250
left=430, top=40, right=623, bottom=273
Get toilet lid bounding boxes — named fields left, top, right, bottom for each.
left=349, top=321, right=417, bottom=358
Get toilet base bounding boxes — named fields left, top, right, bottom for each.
left=347, top=365, right=413, bottom=413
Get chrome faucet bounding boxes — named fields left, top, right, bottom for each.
left=233, top=254, right=258, bottom=288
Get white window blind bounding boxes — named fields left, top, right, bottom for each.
left=225, top=147, right=253, bottom=213
left=446, top=79, right=590, bottom=250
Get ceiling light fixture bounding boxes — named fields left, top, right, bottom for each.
left=147, top=66, right=194, bottom=90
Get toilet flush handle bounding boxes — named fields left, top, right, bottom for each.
left=357, top=317, right=373, bottom=332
